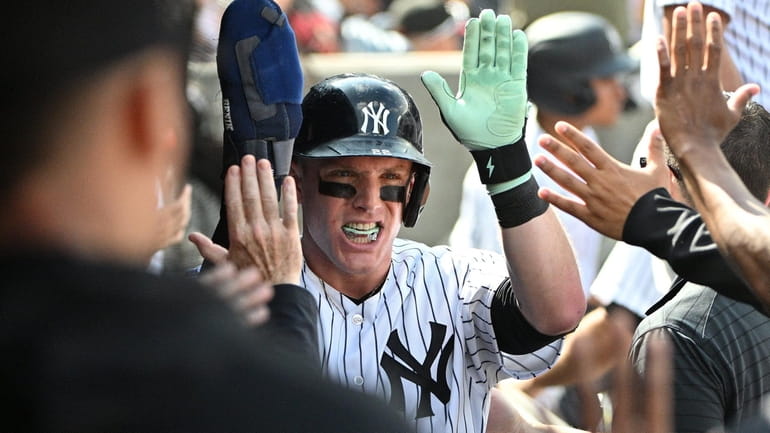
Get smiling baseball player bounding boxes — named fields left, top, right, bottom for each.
left=202, top=9, right=585, bottom=433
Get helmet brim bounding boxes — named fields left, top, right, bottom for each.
left=593, top=53, right=639, bottom=77
left=294, top=135, right=432, bottom=168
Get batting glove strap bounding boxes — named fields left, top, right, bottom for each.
left=490, top=176, right=548, bottom=228
left=469, top=134, right=530, bottom=185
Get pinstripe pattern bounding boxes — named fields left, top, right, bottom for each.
left=631, top=283, right=770, bottom=432
left=641, top=0, right=770, bottom=108
left=302, top=238, right=562, bottom=433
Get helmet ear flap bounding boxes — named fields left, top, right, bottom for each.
left=402, top=167, right=430, bottom=227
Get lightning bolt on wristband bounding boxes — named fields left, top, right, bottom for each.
left=469, top=135, right=531, bottom=184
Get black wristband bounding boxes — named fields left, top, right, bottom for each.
left=470, top=134, right=530, bottom=184
left=490, top=176, right=549, bottom=228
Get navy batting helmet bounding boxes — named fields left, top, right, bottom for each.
left=294, top=73, right=431, bottom=227
left=525, top=11, right=637, bottom=115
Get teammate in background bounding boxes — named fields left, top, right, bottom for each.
left=529, top=2, right=770, bottom=429
left=631, top=5, right=770, bottom=430
left=0, top=1, right=412, bottom=431
left=450, top=11, right=636, bottom=294
left=194, top=9, right=585, bottom=432
left=652, top=2, right=770, bottom=298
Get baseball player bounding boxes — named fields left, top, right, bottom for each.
left=198, top=9, right=585, bottom=433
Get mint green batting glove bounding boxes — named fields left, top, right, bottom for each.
left=422, top=9, right=527, bottom=149
left=422, top=10, right=548, bottom=227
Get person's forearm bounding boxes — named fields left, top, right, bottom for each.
left=501, top=208, right=585, bottom=335
left=677, top=145, right=770, bottom=302
left=622, top=188, right=765, bottom=310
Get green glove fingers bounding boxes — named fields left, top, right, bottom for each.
left=494, top=14, right=512, bottom=71
left=420, top=9, right=528, bottom=151
left=420, top=71, right=456, bottom=119
left=462, top=15, right=480, bottom=71
left=477, top=9, right=496, bottom=68
left=510, top=28, right=528, bottom=79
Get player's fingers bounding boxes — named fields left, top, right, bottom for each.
left=703, top=12, right=722, bottom=76
left=494, top=14, right=512, bottom=70
left=462, top=17, right=480, bottom=70
left=670, top=6, right=688, bottom=77
left=189, top=232, right=229, bottom=265
left=610, top=355, right=636, bottom=432
left=224, top=164, right=247, bottom=236
left=536, top=187, right=589, bottom=222
left=532, top=152, right=590, bottom=199
left=477, top=9, right=496, bottom=67
left=240, top=155, right=266, bottom=226
left=686, top=1, right=705, bottom=72
left=235, top=281, right=274, bottom=312
left=656, top=36, right=673, bottom=91
left=510, top=29, right=528, bottom=79
left=221, top=266, right=262, bottom=299
left=644, top=335, right=673, bottom=433
left=727, top=83, right=761, bottom=115
left=552, top=121, right=615, bottom=171
left=281, top=175, right=300, bottom=231
left=245, top=306, right=271, bottom=327
left=256, top=158, right=280, bottom=222
left=199, top=260, right=237, bottom=287
left=234, top=266, right=265, bottom=296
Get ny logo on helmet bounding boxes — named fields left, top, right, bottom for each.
left=361, top=101, right=390, bottom=135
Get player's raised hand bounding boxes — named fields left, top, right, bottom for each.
left=655, top=2, right=759, bottom=158
left=199, top=261, right=274, bottom=327
left=421, top=9, right=527, bottom=150
left=534, top=120, right=669, bottom=240
left=190, top=155, right=302, bottom=285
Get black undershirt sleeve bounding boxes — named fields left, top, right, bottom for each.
left=254, top=283, right=320, bottom=371
left=491, top=278, right=565, bottom=355
left=622, top=188, right=762, bottom=310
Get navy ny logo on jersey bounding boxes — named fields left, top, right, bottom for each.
left=380, top=322, right=453, bottom=418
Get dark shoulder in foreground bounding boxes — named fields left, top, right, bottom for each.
left=0, top=253, right=411, bottom=432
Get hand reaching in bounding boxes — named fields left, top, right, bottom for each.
left=190, top=155, right=302, bottom=285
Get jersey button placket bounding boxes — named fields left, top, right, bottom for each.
left=351, top=313, right=364, bottom=325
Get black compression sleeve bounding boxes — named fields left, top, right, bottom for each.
left=491, top=278, right=564, bottom=355
left=622, top=188, right=762, bottom=310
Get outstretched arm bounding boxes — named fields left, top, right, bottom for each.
left=654, top=2, right=770, bottom=298
left=533, top=118, right=761, bottom=309
left=421, top=10, right=583, bottom=336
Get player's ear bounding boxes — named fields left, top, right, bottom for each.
left=763, top=189, right=770, bottom=207
left=123, top=54, right=188, bottom=173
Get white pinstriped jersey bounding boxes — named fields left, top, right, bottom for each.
left=300, top=238, right=563, bottom=433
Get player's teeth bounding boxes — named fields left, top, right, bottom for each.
left=342, top=223, right=380, bottom=242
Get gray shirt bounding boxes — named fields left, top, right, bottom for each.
left=630, top=282, right=770, bottom=432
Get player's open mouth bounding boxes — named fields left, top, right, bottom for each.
left=342, top=222, right=381, bottom=244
